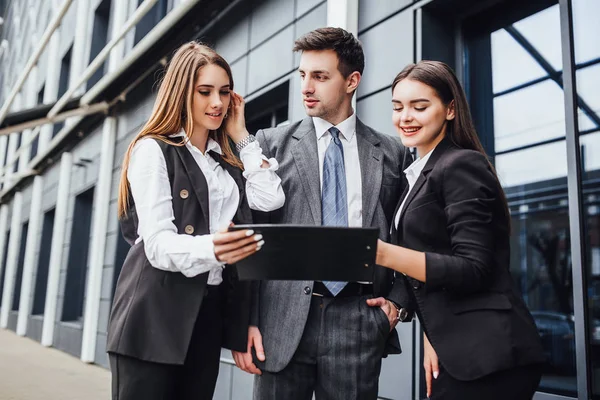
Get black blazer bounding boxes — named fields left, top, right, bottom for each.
left=107, top=139, right=252, bottom=365
left=392, top=137, right=545, bottom=381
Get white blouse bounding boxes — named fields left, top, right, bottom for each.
left=127, top=133, right=285, bottom=285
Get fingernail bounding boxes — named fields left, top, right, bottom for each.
left=245, top=230, right=255, bottom=236
left=257, top=240, right=265, bottom=248
left=254, top=234, right=263, bottom=241
left=433, top=371, right=439, bottom=379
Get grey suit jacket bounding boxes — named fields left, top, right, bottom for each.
left=251, top=117, right=409, bottom=372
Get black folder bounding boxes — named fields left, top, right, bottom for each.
left=229, top=224, right=379, bottom=281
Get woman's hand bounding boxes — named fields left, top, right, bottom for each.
left=224, top=91, right=250, bottom=143
left=423, top=333, right=439, bottom=398
left=213, top=225, right=264, bottom=264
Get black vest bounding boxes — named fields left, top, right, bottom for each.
left=107, top=139, right=252, bottom=364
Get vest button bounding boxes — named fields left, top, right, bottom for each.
left=184, top=225, right=194, bottom=234
left=303, top=286, right=311, bottom=295
left=180, top=189, right=189, bottom=199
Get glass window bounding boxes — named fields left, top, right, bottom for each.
left=512, top=6, right=563, bottom=71
left=574, top=0, right=600, bottom=397
left=573, top=0, right=600, bottom=65
left=245, top=81, right=290, bottom=135
left=493, top=81, right=565, bottom=152
left=468, top=3, right=579, bottom=396
left=491, top=29, right=547, bottom=94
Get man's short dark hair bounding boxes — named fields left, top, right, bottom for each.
left=293, top=27, right=364, bottom=78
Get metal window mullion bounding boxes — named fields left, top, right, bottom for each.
left=559, top=0, right=591, bottom=398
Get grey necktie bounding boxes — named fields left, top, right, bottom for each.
left=321, top=127, right=348, bottom=296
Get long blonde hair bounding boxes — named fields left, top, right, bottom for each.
left=118, top=42, right=242, bottom=219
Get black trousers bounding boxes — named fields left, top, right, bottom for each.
left=109, top=286, right=224, bottom=400
left=430, top=362, right=543, bottom=400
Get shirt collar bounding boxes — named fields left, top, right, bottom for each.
left=404, top=147, right=435, bottom=182
left=171, top=130, right=223, bottom=155
left=313, top=112, right=356, bottom=141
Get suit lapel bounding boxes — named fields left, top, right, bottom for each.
left=174, top=144, right=210, bottom=228
left=356, top=119, right=383, bottom=227
left=396, top=137, right=453, bottom=225
left=291, top=118, right=321, bottom=224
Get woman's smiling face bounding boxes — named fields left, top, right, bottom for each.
left=392, top=78, right=454, bottom=156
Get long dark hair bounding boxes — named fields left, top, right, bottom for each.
left=391, top=60, right=511, bottom=226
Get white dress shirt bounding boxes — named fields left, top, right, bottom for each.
left=313, top=113, right=362, bottom=228
left=127, top=132, right=285, bottom=285
left=394, top=148, right=434, bottom=229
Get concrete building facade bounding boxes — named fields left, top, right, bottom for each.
left=0, top=0, right=597, bottom=398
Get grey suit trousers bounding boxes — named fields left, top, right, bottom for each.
left=254, top=294, right=390, bottom=400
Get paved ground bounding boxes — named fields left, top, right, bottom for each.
left=0, top=328, right=110, bottom=400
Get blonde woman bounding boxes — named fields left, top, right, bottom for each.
left=106, top=42, right=285, bottom=400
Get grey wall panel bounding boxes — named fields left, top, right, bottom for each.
left=95, top=332, right=109, bottom=368
left=7, top=311, right=17, bottom=331
left=107, top=200, right=119, bottom=235
left=114, top=136, right=132, bottom=171
left=358, top=10, right=413, bottom=98
left=103, top=228, right=117, bottom=266
left=42, top=185, right=59, bottom=213
left=97, top=298, right=111, bottom=334
left=26, top=315, right=43, bottom=342
left=215, top=362, right=233, bottom=399
left=378, top=323, right=415, bottom=399
left=58, top=4, right=78, bottom=59
left=296, top=0, right=325, bottom=18
left=231, top=57, right=248, bottom=97
left=247, top=26, right=295, bottom=94
left=54, top=321, right=83, bottom=357
left=358, top=0, right=412, bottom=31
left=100, top=265, right=115, bottom=300
left=110, top=169, right=121, bottom=201
left=230, top=368, right=254, bottom=400
left=116, top=95, right=154, bottom=142
left=288, top=72, right=306, bottom=123
left=215, top=17, right=250, bottom=64
left=357, top=89, right=397, bottom=137
left=250, top=0, right=295, bottom=48
left=293, top=2, right=328, bottom=68
left=20, top=184, right=33, bottom=226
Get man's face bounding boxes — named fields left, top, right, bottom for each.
left=298, top=50, right=352, bottom=124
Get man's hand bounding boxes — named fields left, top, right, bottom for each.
left=232, top=326, right=265, bottom=375
left=366, top=297, right=398, bottom=331
left=423, top=333, right=439, bottom=398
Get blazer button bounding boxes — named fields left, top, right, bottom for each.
left=184, top=225, right=194, bottom=234
left=303, top=286, right=311, bottom=295
left=180, top=189, right=189, bottom=199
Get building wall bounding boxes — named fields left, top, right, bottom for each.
left=0, top=1, right=420, bottom=399
left=2, top=0, right=597, bottom=399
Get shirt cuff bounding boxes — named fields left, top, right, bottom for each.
left=177, top=234, right=226, bottom=278
left=200, top=233, right=226, bottom=265
left=240, top=141, right=279, bottom=173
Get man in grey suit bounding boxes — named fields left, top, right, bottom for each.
left=232, top=27, right=411, bottom=399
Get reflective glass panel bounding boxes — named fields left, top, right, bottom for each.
left=574, top=0, right=600, bottom=397
left=488, top=4, right=577, bottom=396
